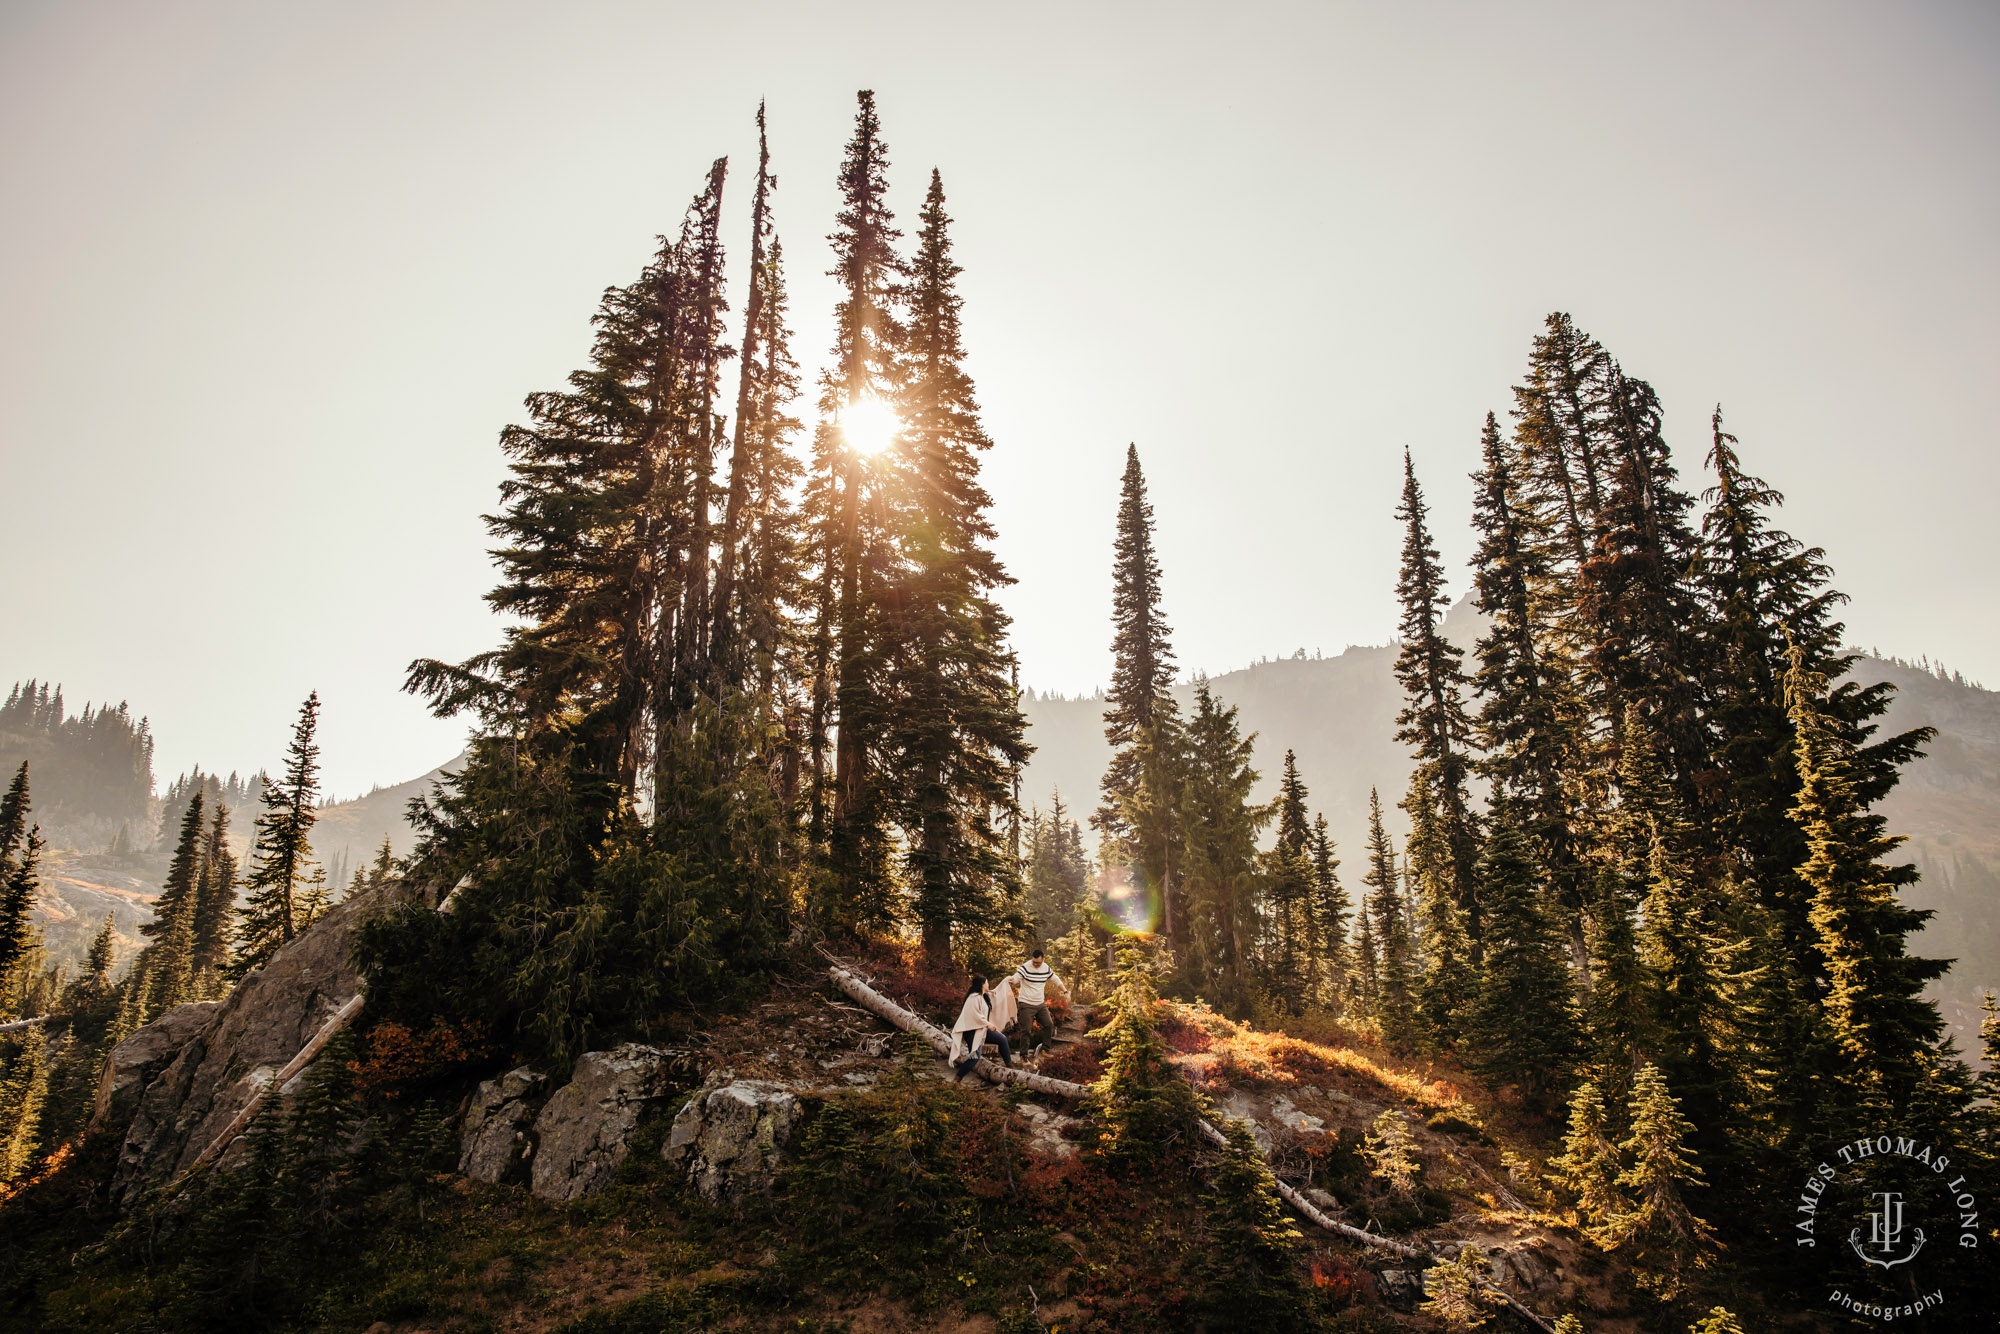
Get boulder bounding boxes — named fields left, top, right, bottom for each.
left=88, top=1001, right=221, bottom=1135
left=1015, top=1101, right=1080, bottom=1160
left=111, top=890, right=380, bottom=1203
left=459, top=1066, right=548, bottom=1186
left=530, top=1044, right=673, bottom=1201
left=663, top=1079, right=799, bottom=1200
left=1270, top=1095, right=1326, bottom=1134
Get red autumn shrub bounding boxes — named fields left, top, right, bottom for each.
left=1035, top=1039, right=1104, bottom=1086
left=350, top=1018, right=499, bottom=1101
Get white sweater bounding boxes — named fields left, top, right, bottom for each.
left=1013, top=961, right=1061, bottom=1007
left=948, top=992, right=990, bottom=1064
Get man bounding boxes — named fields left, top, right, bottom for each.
left=1013, top=947, right=1065, bottom=1054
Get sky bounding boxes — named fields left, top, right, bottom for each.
left=2, top=1, right=1995, bottom=799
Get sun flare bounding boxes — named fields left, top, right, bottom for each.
left=840, top=395, right=900, bottom=455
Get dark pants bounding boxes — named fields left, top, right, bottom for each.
left=955, top=1030, right=1012, bottom=1078
left=1020, top=1002, right=1056, bottom=1048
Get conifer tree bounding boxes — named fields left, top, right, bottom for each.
left=1594, top=1063, right=1717, bottom=1298
left=1785, top=644, right=1946, bottom=1104
left=1361, top=788, right=1415, bottom=1042
left=1548, top=1080, right=1626, bottom=1231
left=1576, top=370, right=1709, bottom=800
left=1260, top=750, right=1315, bottom=1010
left=0, top=822, right=43, bottom=999
left=805, top=91, right=904, bottom=918
left=142, top=790, right=206, bottom=946
left=1200, top=1116, right=1309, bottom=1331
left=1308, top=814, right=1350, bottom=1010
left=1406, top=770, right=1474, bottom=1049
left=1097, top=444, right=1181, bottom=942
left=1392, top=451, right=1481, bottom=941
left=1463, top=802, right=1578, bottom=1106
left=1175, top=681, right=1268, bottom=1012
left=1087, top=938, right=1199, bottom=1161
left=190, top=802, right=236, bottom=988
left=233, top=693, right=323, bottom=975
left=1469, top=411, right=1591, bottom=966
left=0, top=764, right=27, bottom=871
left=1507, top=313, right=1616, bottom=577
left=883, top=169, right=1028, bottom=965
left=0, top=1034, right=46, bottom=1182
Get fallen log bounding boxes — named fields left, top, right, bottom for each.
left=830, top=960, right=1556, bottom=1333
left=189, top=992, right=365, bottom=1170
left=827, top=966, right=1090, bottom=1098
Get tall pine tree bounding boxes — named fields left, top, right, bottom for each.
left=233, top=694, right=322, bottom=975
left=883, top=169, right=1028, bottom=965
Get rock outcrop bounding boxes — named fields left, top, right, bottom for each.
left=459, top=1067, right=548, bottom=1186
left=109, top=890, right=380, bottom=1202
left=529, top=1044, right=673, bottom=1202
left=89, top=1001, right=221, bottom=1135
left=663, top=1079, right=799, bottom=1200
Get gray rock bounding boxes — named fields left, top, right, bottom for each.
left=1016, top=1101, right=1080, bottom=1160
left=459, top=1066, right=548, bottom=1186
left=663, top=1079, right=800, bottom=1200
left=89, top=1001, right=220, bottom=1136
left=530, top=1044, right=674, bottom=1201
left=1270, top=1095, right=1326, bottom=1134
left=111, top=890, right=382, bottom=1203
left=1376, top=1269, right=1419, bottom=1307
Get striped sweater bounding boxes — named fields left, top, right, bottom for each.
left=1013, top=961, right=1061, bottom=1007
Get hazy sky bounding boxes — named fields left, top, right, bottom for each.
left=3, top=1, right=1995, bottom=799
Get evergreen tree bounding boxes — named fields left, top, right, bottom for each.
left=1547, top=1080, right=1626, bottom=1232
left=41, top=915, right=121, bottom=1147
left=1097, top=445, right=1180, bottom=940
left=1462, top=802, right=1578, bottom=1106
left=883, top=169, right=1028, bottom=965
left=233, top=693, right=323, bottom=975
left=1785, top=644, right=1946, bottom=1105
left=806, top=91, right=905, bottom=920
left=1361, top=788, right=1415, bottom=1042
left=0, top=1033, right=47, bottom=1182
left=1406, top=770, right=1474, bottom=1049
left=142, top=790, right=206, bottom=945
left=190, top=802, right=236, bottom=989
left=1308, top=814, right=1350, bottom=1011
left=1469, top=411, right=1591, bottom=971
left=1199, top=1117, right=1309, bottom=1331
left=1087, top=938, right=1199, bottom=1161
left=1260, top=750, right=1315, bottom=1011
left=1575, top=370, right=1710, bottom=801
left=1594, top=1063, right=1718, bottom=1299
left=0, top=826, right=43, bottom=1002
left=1024, top=791, right=1088, bottom=937
left=1175, top=681, right=1268, bottom=1012
left=1392, top=451, right=1481, bottom=940
left=0, top=763, right=27, bottom=871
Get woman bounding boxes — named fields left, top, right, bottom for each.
left=947, top=975, right=1014, bottom=1081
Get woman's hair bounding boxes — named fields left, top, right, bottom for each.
left=966, top=974, right=988, bottom=999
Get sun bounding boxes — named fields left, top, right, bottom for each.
left=840, top=395, right=901, bottom=455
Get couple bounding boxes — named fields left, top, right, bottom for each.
left=947, top=948, right=1064, bottom=1081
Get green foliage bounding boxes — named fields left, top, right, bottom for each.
left=1361, top=1110, right=1421, bottom=1201
left=1547, top=1080, right=1625, bottom=1229
left=1687, top=1307, right=1744, bottom=1334
left=1197, top=1116, right=1309, bottom=1331
left=1417, top=1243, right=1496, bottom=1330
left=1592, top=1063, right=1717, bottom=1298
left=1097, top=443, right=1178, bottom=851
left=1462, top=802, right=1577, bottom=1105
left=1087, top=938, right=1200, bottom=1163
left=0, top=1032, right=47, bottom=1182
left=359, top=698, right=790, bottom=1067
left=232, top=692, right=323, bottom=975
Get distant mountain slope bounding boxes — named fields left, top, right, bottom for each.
left=1018, top=617, right=1999, bottom=1052
left=310, top=751, right=467, bottom=871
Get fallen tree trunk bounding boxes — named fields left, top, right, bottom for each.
left=827, top=966, right=1090, bottom=1098
left=831, top=960, right=1555, bottom=1333
left=189, top=992, right=365, bottom=1170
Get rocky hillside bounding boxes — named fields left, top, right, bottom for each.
left=0, top=896, right=1768, bottom=1333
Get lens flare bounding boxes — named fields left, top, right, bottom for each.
left=840, top=395, right=900, bottom=455
left=1093, top=863, right=1163, bottom=936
